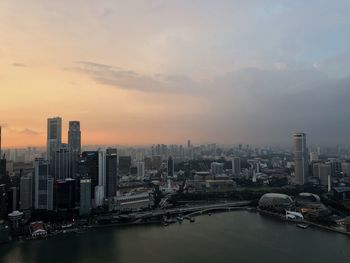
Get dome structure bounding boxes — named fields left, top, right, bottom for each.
left=296, top=192, right=321, bottom=203
left=258, top=193, right=294, bottom=211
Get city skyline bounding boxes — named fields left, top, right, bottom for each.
left=2, top=1, right=350, bottom=147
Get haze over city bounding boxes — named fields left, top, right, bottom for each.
left=2, top=0, right=350, bottom=147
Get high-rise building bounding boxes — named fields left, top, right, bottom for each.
left=55, top=178, right=76, bottom=209
left=106, top=150, right=117, bottom=198
left=47, top=117, right=62, bottom=163
left=68, top=121, right=81, bottom=177
left=293, top=133, right=308, bottom=185
left=136, top=161, right=145, bottom=179
left=81, top=151, right=99, bottom=199
left=232, top=157, right=241, bottom=176
left=98, top=150, right=106, bottom=198
left=68, top=121, right=81, bottom=155
left=53, top=144, right=72, bottom=179
left=80, top=178, right=91, bottom=215
left=34, top=159, right=53, bottom=210
left=0, top=184, right=7, bottom=219
left=167, top=157, right=174, bottom=177
left=19, top=175, right=32, bottom=210
left=211, top=162, right=224, bottom=175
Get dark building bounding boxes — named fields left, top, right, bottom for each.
left=68, top=121, right=81, bottom=177
left=55, top=178, right=76, bottom=209
left=0, top=184, right=7, bottom=219
left=106, top=151, right=117, bottom=198
left=118, top=156, right=131, bottom=176
left=167, top=156, right=174, bottom=177
left=0, top=159, right=6, bottom=179
left=81, top=151, right=98, bottom=199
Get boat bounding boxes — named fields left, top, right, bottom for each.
left=296, top=223, right=309, bottom=229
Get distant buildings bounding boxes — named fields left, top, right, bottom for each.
left=293, top=133, right=308, bottom=185
left=232, top=157, right=241, bottom=176
left=211, top=162, right=224, bottom=175
left=167, top=157, right=174, bottom=177
left=136, top=161, right=145, bottom=179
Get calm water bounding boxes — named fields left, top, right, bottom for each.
left=0, top=211, right=349, bottom=263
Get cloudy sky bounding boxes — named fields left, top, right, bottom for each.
left=1, top=0, right=350, bottom=147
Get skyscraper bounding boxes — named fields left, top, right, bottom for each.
left=98, top=150, right=106, bottom=198
left=19, top=175, right=32, bottom=210
left=34, top=158, right=53, bottom=210
left=106, top=149, right=117, bottom=198
left=79, top=178, right=91, bottom=216
left=68, top=121, right=81, bottom=177
left=81, top=151, right=99, bottom=199
left=53, top=143, right=72, bottom=179
left=47, top=117, right=62, bottom=171
left=68, top=121, right=81, bottom=155
left=293, top=133, right=309, bottom=185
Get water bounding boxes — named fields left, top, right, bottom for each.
left=0, top=211, right=349, bottom=263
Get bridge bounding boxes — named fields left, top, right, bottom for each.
left=130, top=201, right=252, bottom=220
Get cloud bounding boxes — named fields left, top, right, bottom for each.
left=73, top=61, right=199, bottom=93
left=1, top=125, right=40, bottom=136
left=12, top=63, right=27, bottom=67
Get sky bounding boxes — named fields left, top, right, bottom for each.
left=1, top=0, right=350, bottom=148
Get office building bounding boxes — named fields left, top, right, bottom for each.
left=53, top=144, right=72, bottom=179
left=34, top=159, right=53, bottom=210
left=319, top=163, right=331, bottom=186
left=106, top=150, right=117, bottom=198
left=79, top=178, right=91, bottom=216
left=68, top=121, right=81, bottom=177
left=55, top=178, right=76, bottom=209
left=293, top=133, right=308, bottom=185
left=98, top=150, right=106, bottom=197
left=20, top=175, right=32, bottom=210
left=81, top=151, right=99, bottom=199
left=47, top=117, right=62, bottom=164
left=232, top=157, right=241, bottom=176
left=68, top=121, right=81, bottom=155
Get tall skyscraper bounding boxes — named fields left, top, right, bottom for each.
left=293, top=133, right=308, bottom=185
left=53, top=143, right=72, bottom=179
left=232, top=157, right=241, bottom=176
left=98, top=150, right=106, bottom=198
left=68, top=121, right=81, bottom=155
left=118, top=156, right=131, bottom=176
left=81, top=151, right=99, bottom=199
left=68, top=121, right=81, bottom=177
left=106, top=149, right=117, bottom=198
left=34, top=158, right=53, bottom=210
left=47, top=117, right=62, bottom=172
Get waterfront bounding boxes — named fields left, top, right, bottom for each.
left=0, top=211, right=349, bottom=263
